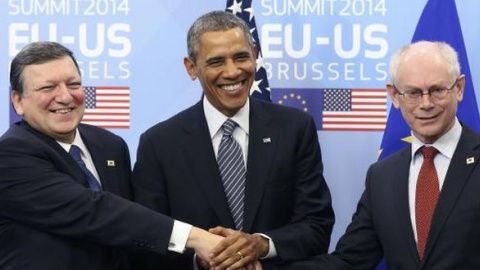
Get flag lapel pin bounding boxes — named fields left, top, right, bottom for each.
left=263, top=137, right=271, bottom=143
left=466, top=157, right=475, bottom=165
left=107, top=160, right=116, bottom=167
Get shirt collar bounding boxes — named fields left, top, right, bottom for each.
left=203, top=97, right=250, bottom=139
left=411, top=118, right=462, bottom=159
left=57, top=129, right=89, bottom=155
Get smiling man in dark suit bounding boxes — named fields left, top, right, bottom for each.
left=0, top=41, right=226, bottom=270
left=131, top=11, right=334, bottom=270
left=284, top=41, right=480, bottom=270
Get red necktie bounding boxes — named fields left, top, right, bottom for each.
left=415, top=146, right=439, bottom=260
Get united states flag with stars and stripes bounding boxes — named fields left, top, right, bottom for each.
left=82, top=86, right=130, bottom=129
left=226, top=0, right=271, bottom=101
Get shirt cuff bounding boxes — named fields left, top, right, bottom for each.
left=257, top=233, right=277, bottom=259
left=168, top=220, right=192, bottom=253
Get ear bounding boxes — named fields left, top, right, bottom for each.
left=11, top=91, right=24, bottom=116
left=454, top=74, right=466, bottom=102
left=386, top=83, right=401, bottom=109
left=184, top=57, right=198, bottom=80
left=252, top=44, right=258, bottom=59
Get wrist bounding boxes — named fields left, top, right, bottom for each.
left=255, top=234, right=270, bottom=258
left=186, top=227, right=205, bottom=250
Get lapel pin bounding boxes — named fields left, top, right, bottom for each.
left=466, top=157, right=475, bottom=165
left=107, top=160, right=116, bottom=167
left=263, top=137, right=271, bottom=143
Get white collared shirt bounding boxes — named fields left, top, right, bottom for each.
left=203, top=97, right=278, bottom=259
left=408, top=118, right=462, bottom=242
left=57, top=129, right=101, bottom=185
left=203, top=97, right=249, bottom=163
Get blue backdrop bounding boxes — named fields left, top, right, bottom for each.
left=1, top=0, right=480, bottom=253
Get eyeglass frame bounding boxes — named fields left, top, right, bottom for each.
left=393, top=78, right=459, bottom=103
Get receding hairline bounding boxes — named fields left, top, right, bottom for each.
left=186, top=11, right=254, bottom=63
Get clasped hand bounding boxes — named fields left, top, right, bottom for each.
left=196, top=226, right=267, bottom=270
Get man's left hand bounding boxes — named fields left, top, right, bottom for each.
left=208, top=226, right=269, bottom=270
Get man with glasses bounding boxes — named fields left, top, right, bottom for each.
left=284, top=40, right=480, bottom=269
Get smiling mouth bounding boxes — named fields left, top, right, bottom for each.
left=51, top=108, right=73, bottom=114
left=418, top=114, right=439, bottom=122
left=220, top=81, right=244, bottom=92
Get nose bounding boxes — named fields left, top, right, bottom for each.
left=419, top=92, right=434, bottom=108
left=55, top=84, right=74, bottom=103
left=223, top=60, right=241, bottom=78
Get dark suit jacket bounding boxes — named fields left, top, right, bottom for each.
left=131, top=98, right=334, bottom=269
left=0, top=121, right=174, bottom=270
left=286, top=126, right=480, bottom=270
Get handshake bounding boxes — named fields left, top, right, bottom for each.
left=188, top=226, right=266, bottom=270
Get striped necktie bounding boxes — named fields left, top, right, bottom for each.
left=217, top=119, right=246, bottom=230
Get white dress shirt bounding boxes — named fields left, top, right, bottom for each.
left=203, top=97, right=278, bottom=259
left=408, top=119, right=462, bottom=243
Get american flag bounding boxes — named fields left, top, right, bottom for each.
left=82, top=86, right=130, bottom=129
left=272, top=88, right=387, bottom=131
left=323, top=88, right=387, bottom=131
left=226, top=0, right=271, bottom=101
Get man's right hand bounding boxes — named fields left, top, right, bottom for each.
left=187, top=226, right=224, bottom=263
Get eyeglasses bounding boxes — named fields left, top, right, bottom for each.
left=394, top=78, right=458, bottom=104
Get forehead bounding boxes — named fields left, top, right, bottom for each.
left=196, top=28, right=250, bottom=57
left=23, top=57, right=80, bottom=82
left=396, top=49, right=451, bottom=86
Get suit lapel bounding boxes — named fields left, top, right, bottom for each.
left=392, top=147, right=421, bottom=263
left=79, top=126, right=112, bottom=191
left=180, top=102, right=235, bottom=227
left=243, top=100, right=276, bottom=232
left=20, top=121, right=89, bottom=187
left=424, top=127, right=480, bottom=261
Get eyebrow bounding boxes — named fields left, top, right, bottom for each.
left=204, top=56, right=224, bottom=65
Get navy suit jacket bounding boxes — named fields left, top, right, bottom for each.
left=286, top=126, right=480, bottom=270
left=0, top=121, right=174, bottom=270
left=131, top=99, right=334, bottom=269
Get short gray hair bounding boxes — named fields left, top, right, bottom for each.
left=187, top=11, right=254, bottom=63
left=389, top=41, right=461, bottom=86
left=10, top=41, right=80, bottom=96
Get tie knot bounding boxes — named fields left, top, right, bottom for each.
left=222, top=119, right=238, bottom=137
left=421, top=146, right=438, bottom=159
left=69, top=145, right=82, bottom=162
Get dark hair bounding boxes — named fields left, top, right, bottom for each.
left=10, top=41, right=81, bottom=96
left=187, top=11, right=254, bottom=63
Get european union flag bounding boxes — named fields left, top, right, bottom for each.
left=272, top=88, right=387, bottom=131
left=376, top=0, right=480, bottom=268
left=271, top=88, right=324, bottom=129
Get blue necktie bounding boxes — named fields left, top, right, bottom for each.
left=217, top=119, right=246, bottom=230
left=69, top=145, right=102, bottom=192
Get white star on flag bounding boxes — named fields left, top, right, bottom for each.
left=250, top=79, right=263, bottom=95
left=256, top=53, right=266, bottom=72
left=226, top=0, right=271, bottom=101
left=227, top=0, right=243, bottom=15
left=244, top=6, right=254, bottom=21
